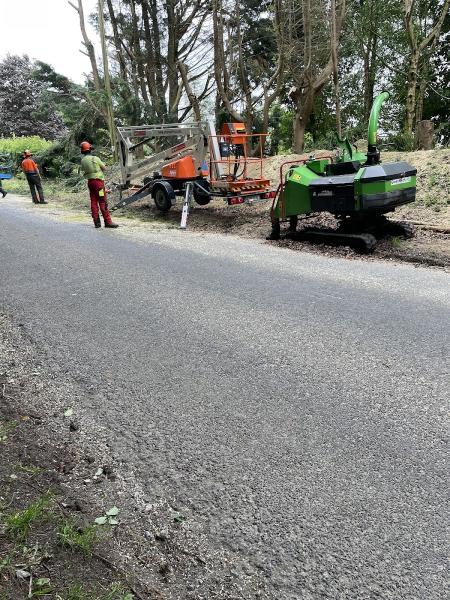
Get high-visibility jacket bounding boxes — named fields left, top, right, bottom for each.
left=21, top=158, right=39, bottom=174
left=80, top=155, right=105, bottom=181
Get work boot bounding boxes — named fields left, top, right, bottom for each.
left=1, top=191, right=7, bottom=198
left=104, top=222, right=119, bottom=228
left=40, top=200, right=48, bottom=204
left=94, top=218, right=101, bottom=228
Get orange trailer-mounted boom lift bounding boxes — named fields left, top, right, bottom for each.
left=111, top=120, right=275, bottom=226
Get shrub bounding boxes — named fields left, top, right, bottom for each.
left=0, top=136, right=52, bottom=167
left=386, top=131, right=415, bottom=151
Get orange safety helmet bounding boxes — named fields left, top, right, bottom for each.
left=23, top=149, right=32, bottom=157
left=80, top=141, right=92, bottom=152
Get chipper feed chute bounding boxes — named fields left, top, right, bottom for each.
left=268, top=92, right=417, bottom=252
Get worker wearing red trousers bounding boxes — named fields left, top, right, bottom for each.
left=80, top=141, right=118, bottom=229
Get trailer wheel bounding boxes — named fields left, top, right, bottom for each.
left=193, top=180, right=211, bottom=205
left=153, top=183, right=174, bottom=212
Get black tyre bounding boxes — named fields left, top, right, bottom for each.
left=153, top=184, right=173, bottom=212
left=193, top=180, right=211, bottom=206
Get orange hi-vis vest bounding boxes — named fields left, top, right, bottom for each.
left=21, top=158, right=38, bottom=174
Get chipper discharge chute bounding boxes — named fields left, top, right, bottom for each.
left=268, top=92, right=417, bottom=252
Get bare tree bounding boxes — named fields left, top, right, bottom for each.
left=98, top=0, right=212, bottom=122
left=212, top=0, right=288, bottom=134
left=288, top=0, right=346, bottom=152
left=212, top=0, right=244, bottom=122
left=68, top=0, right=102, bottom=92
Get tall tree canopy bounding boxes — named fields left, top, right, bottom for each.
left=4, top=0, right=449, bottom=152
left=0, top=55, right=67, bottom=139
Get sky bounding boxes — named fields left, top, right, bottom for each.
left=1, top=0, right=99, bottom=83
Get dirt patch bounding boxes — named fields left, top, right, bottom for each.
left=0, top=312, right=268, bottom=599
left=0, top=318, right=146, bottom=599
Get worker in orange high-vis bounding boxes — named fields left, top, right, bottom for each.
left=21, top=151, right=47, bottom=204
left=80, top=142, right=118, bottom=229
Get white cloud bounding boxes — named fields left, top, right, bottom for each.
left=1, top=0, right=100, bottom=83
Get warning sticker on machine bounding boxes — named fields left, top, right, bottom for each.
left=391, top=176, right=411, bottom=185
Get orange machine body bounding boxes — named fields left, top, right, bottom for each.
left=220, top=123, right=247, bottom=145
left=161, top=155, right=208, bottom=180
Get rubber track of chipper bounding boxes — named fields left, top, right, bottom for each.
left=382, top=220, right=415, bottom=239
left=288, top=229, right=377, bottom=253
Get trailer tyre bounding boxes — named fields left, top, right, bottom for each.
left=193, top=180, right=211, bottom=205
left=153, top=183, right=174, bottom=212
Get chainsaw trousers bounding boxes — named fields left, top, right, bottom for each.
left=88, top=179, right=113, bottom=225
left=26, top=173, right=45, bottom=203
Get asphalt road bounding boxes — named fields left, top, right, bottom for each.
left=1, top=197, right=449, bottom=599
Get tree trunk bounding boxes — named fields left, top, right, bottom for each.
left=416, top=120, right=434, bottom=149
left=129, top=0, right=152, bottom=112
left=293, top=112, right=307, bottom=153
left=362, top=32, right=377, bottom=123
left=404, top=51, right=419, bottom=135
left=177, top=62, right=201, bottom=121
left=166, top=0, right=180, bottom=121
left=403, top=0, right=450, bottom=135
left=289, top=0, right=346, bottom=152
left=69, top=0, right=101, bottom=93
left=105, top=0, right=128, bottom=81
left=291, top=86, right=315, bottom=153
left=212, top=0, right=244, bottom=122
left=143, top=0, right=167, bottom=120
left=235, top=0, right=254, bottom=133
left=331, top=0, right=342, bottom=137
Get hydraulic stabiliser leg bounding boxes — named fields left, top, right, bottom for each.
left=266, top=218, right=281, bottom=240
left=180, top=182, right=194, bottom=229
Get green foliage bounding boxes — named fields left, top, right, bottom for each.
left=308, top=91, right=336, bottom=146
left=32, top=61, right=106, bottom=145
left=94, top=506, right=120, bottom=526
left=57, top=520, right=99, bottom=556
left=0, top=136, right=52, bottom=167
left=0, top=55, right=66, bottom=139
left=5, top=493, right=52, bottom=540
left=113, top=79, right=149, bottom=125
left=36, top=139, right=82, bottom=180
left=386, top=131, right=415, bottom=151
left=305, top=131, right=333, bottom=151
left=269, top=105, right=294, bottom=154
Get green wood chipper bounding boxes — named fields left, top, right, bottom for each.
left=268, top=92, right=417, bottom=252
